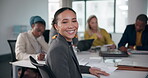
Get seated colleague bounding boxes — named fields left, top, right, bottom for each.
left=15, top=16, right=48, bottom=60
left=15, top=16, right=48, bottom=78
left=84, top=15, right=116, bottom=49
left=46, top=7, right=109, bottom=78
left=118, top=14, right=148, bottom=52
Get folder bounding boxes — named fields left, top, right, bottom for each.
left=117, top=65, right=148, bottom=71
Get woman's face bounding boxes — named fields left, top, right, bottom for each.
left=32, top=23, right=45, bottom=38
left=89, top=17, right=98, bottom=30
left=55, top=10, right=78, bottom=42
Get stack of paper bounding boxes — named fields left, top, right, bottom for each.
left=129, top=50, right=148, bottom=54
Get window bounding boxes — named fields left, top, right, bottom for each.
left=86, top=0, right=114, bottom=33
left=116, top=0, right=128, bottom=33
left=48, top=0, right=61, bottom=28
left=72, top=1, right=85, bottom=32
left=72, top=0, right=128, bottom=33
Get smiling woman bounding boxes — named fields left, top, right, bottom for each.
left=54, top=9, right=78, bottom=41
left=46, top=7, right=109, bottom=78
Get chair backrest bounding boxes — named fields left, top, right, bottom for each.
left=7, top=40, right=17, bottom=62
left=29, top=56, right=56, bottom=78
left=8, top=40, right=28, bottom=78
left=43, top=30, right=50, bottom=43
left=109, top=33, right=112, bottom=39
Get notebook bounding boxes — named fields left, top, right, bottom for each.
left=77, top=39, right=94, bottom=51
left=99, top=50, right=129, bottom=57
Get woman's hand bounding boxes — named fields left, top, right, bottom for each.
left=96, top=32, right=103, bottom=39
left=109, top=44, right=116, bottom=49
left=37, top=52, right=45, bottom=61
left=89, top=67, right=109, bottom=77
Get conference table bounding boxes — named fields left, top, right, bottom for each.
left=11, top=50, right=148, bottom=78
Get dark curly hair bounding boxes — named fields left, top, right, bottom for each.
left=136, top=14, right=148, bottom=24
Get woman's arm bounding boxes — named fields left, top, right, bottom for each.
left=84, top=31, right=98, bottom=40
left=49, top=46, right=71, bottom=78
left=15, top=33, right=37, bottom=60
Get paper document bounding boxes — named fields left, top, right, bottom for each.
left=95, top=44, right=113, bottom=47
left=79, top=57, right=102, bottom=65
left=118, top=60, right=148, bottom=67
left=79, top=57, right=117, bottom=78
left=103, top=44, right=113, bottom=47
left=79, top=57, right=117, bottom=74
left=129, top=50, right=148, bottom=54
left=79, top=57, right=89, bottom=65
left=82, top=74, right=97, bottom=78
left=84, top=62, right=117, bottom=78
left=88, top=62, right=117, bottom=73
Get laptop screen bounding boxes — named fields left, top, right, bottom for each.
left=77, top=39, right=94, bottom=51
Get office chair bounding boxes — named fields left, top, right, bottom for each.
left=7, top=40, right=17, bottom=62
left=29, top=56, right=56, bottom=78
left=109, top=33, right=112, bottom=39
left=7, top=40, right=27, bottom=78
left=43, top=30, right=50, bottom=43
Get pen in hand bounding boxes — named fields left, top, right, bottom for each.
left=37, top=51, right=46, bottom=61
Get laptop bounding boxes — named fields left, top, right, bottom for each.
left=77, top=39, right=94, bottom=51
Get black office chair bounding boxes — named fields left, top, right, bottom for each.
left=43, top=30, right=50, bottom=43
left=7, top=40, right=17, bottom=62
left=29, top=56, right=56, bottom=78
left=7, top=40, right=27, bottom=78
left=109, top=33, right=112, bottom=39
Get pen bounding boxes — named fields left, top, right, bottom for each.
left=84, top=62, right=89, bottom=66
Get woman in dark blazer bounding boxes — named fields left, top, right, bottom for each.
left=46, top=7, right=109, bottom=78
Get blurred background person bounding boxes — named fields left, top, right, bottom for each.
left=84, top=15, right=116, bottom=49
left=118, top=14, right=148, bottom=52
left=15, top=16, right=48, bottom=78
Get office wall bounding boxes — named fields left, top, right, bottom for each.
left=147, top=0, right=148, bottom=15
left=0, top=0, right=48, bottom=55
left=61, top=0, right=72, bottom=8
left=128, top=0, right=147, bottom=24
